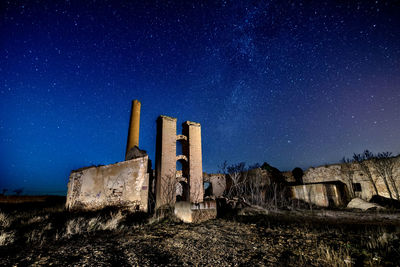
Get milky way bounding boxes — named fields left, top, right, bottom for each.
left=1, top=1, right=399, bottom=194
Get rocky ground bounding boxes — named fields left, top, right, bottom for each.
left=1, top=199, right=400, bottom=266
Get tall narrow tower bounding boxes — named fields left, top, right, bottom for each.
left=125, top=100, right=141, bottom=160
left=155, top=115, right=204, bottom=209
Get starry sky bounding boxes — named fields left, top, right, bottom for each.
left=1, top=0, right=400, bottom=195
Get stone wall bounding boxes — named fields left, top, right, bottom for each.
left=290, top=182, right=348, bottom=207
left=203, top=173, right=226, bottom=197
left=174, top=200, right=217, bottom=223
left=302, top=156, right=400, bottom=201
left=66, top=156, right=149, bottom=211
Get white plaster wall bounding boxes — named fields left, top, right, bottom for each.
left=66, top=156, right=149, bottom=211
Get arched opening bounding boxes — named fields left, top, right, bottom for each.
left=176, top=160, right=183, bottom=171
left=176, top=135, right=188, bottom=158
left=176, top=181, right=189, bottom=202
left=176, top=140, right=183, bottom=156
left=204, top=182, right=213, bottom=197
left=176, top=158, right=188, bottom=178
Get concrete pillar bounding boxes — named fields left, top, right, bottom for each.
left=155, top=115, right=177, bottom=209
left=183, top=121, right=204, bottom=203
left=126, top=100, right=141, bottom=159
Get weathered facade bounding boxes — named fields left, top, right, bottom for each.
left=155, top=116, right=204, bottom=208
left=289, top=156, right=400, bottom=206
left=203, top=173, right=226, bottom=197
left=66, top=156, right=149, bottom=211
left=290, top=182, right=348, bottom=207
left=302, top=157, right=400, bottom=201
left=66, top=100, right=214, bottom=222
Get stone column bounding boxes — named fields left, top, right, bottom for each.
left=126, top=100, right=141, bottom=159
left=155, top=115, right=177, bottom=209
left=183, top=121, right=204, bottom=203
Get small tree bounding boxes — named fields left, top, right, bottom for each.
left=340, top=157, right=355, bottom=198
left=353, top=150, right=379, bottom=196
left=160, top=172, right=179, bottom=210
left=373, top=152, right=399, bottom=200
left=246, top=167, right=265, bottom=206
left=225, top=162, right=248, bottom=199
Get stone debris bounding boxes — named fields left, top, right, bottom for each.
left=347, top=197, right=385, bottom=211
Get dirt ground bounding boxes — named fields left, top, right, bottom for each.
left=1, top=199, right=400, bottom=266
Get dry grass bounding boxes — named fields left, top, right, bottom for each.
left=0, top=212, right=11, bottom=228
left=0, top=231, right=15, bottom=246
left=0, top=200, right=399, bottom=266
left=64, top=210, right=126, bottom=237
left=318, top=245, right=353, bottom=266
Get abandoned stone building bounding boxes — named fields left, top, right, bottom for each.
left=288, top=157, right=400, bottom=207
left=66, top=100, right=216, bottom=222
left=66, top=100, right=400, bottom=214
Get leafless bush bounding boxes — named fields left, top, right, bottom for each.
left=264, top=182, right=289, bottom=210
left=341, top=157, right=355, bottom=198
left=221, top=161, right=289, bottom=210
left=353, top=150, right=400, bottom=200
left=222, top=162, right=248, bottom=200
left=373, top=152, right=399, bottom=200
left=246, top=168, right=265, bottom=206
left=353, top=150, right=379, bottom=196
left=160, top=172, right=179, bottom=209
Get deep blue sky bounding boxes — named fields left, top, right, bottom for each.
left=1, top=0, right=400, bottom=195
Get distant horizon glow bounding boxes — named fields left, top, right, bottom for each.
left=1, top=1, right=400, bottom=195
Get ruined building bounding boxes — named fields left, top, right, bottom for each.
left=155, top=116, right=204, bottom=207
left=66, top=100, right=216, bottom=222
left=288, top=157, right=400, bottom=207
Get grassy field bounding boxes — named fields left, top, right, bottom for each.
left=1, top=197, right=400, bottom=266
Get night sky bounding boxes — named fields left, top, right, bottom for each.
left=1, top=1, right=400, bottom=195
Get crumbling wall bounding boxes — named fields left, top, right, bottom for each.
left=66, top=156, right=149, bottom=211
left=174, top=200, right=217, bottom=223
left=203, top=173, right=226, bottom=197
left=290, top=183, right=347, bottom=207
left=303, top=156, right=400, bottom=201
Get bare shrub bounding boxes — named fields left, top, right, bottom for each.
left=340, top=157, right=355, bottom=198
left=220, top=161, right=290, bottom=210
left=353, top=150, right=379, bottom=196
left=264, top=181, right=289, bottom=210
left=373, top=152, right=399, bottom=200
left=246, top=168, right=265, bottom=206
left=160, top=172, right=179, bottom=209
left=220, top=161, right=248, bottom=200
